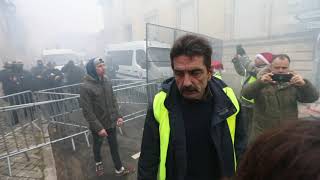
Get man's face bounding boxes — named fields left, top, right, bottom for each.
left=271, top=57, right=290, bottom=74
left=173, top=55, right=211, bottom=100
left=95, top=63, right=105, bottom=77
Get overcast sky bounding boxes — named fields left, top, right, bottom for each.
left=15, top=0, right=104, bottom=33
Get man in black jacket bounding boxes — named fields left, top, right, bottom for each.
left=61, top=60, right=85, bottom=85
left=80, top=58, right=134, bottom=177
left=138, top=35, right=246, bottom=180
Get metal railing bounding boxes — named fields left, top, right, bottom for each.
left=0, top=81, right=159, bottom=176
left=37, top=78, right=145, bottom=94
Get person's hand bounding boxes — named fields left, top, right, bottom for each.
left=116, top=118, right=124, bottom=127
left=98, top=129, right=108, bottom=137
left=234, top=54, right=242, bottom=59
left=290, top=74, right=305, bottom=86
left=260, top=73, right=275, bottom=84
left=235, top=54, right=241, bottom=59
left=231, top=55, right=240, bottom=63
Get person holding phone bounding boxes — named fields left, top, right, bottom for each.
left=241, top=54, right=319, bottom=142
left=231, top=45, right=273, bottom=142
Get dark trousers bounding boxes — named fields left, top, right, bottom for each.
left=92, top=128, right=122, bottom=171
left=242, top=106, right=253, bottom=143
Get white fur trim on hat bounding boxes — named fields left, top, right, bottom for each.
left=255, top=54, right=270, bottom=65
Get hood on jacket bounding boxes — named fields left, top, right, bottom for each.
left=86, top=58, right=99, bottom=81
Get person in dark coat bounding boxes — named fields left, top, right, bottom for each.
left=0, top=61, right=34, bottom=124
left=31, top=60, right=47, bottom=91
left=0, top=61, right=14, bottom=95
left=138, top=34, right=246, bottom=180
left=242, top=54, right=319, bottom=142
left=61, top=60, right=85, bottom=85
left=79, top=57, right=134, bottom=177
left=43, top=62, right=64, bottom=88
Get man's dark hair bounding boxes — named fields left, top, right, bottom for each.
left=236, top=120, right=320, bottom=180
left=170, top=34, right=212, bottom=70
left=272, top=54, right=291, bottom=63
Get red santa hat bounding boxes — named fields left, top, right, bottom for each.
left=211, top=60, right=224, bottom=70
left=255, top=52, right=273, bottom=65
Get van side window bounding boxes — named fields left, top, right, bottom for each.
left=136, top=50, right=146, bottom=69
left=109, top=50, right=133, bottom=66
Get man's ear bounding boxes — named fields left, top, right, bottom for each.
left=208, top=69, right=212, bottom=80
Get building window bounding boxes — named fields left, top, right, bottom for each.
left=177, top=0, right=197, bottom=32
left=145, top=10, right=159, bottom=25
left=145, top=10, right=159, bottom=41
left=288, top=0, right=320, bottom=14
left=125, top=24, right=132, bottom=41
left=99, top=0, right=113, bottom=7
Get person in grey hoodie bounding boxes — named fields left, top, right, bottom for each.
left=80, top=57, right=134, bottom=177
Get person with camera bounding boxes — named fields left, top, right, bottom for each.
left=231, top=45, right=273, bottom=142
left=241, top=54, right=319, bottom=142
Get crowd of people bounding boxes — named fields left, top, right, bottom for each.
left=137, top=35, right=319, bottom=179
left=0, top=59, right=85, bottom=96
left=1, top=34, right=319, bottom=179
left=76, top=34, right=319, bottom=179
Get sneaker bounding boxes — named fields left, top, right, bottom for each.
left=115, top=165, right=135, bottom=176
left=95, top=162, right=104, bottom=176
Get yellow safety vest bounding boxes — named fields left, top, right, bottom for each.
left=241, top=75, right=256, bottom=104
left=153, top=87, right=240, bottom=180
left=213, top=72, right=222, bottom=80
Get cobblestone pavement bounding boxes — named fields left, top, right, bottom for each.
left=50, top=104, right=145, bottom=180
left=0, top=111, right=48, bottom=180
left=0, top=80, right=149, bottom=180
left=0, top=147, right=45, bottom=180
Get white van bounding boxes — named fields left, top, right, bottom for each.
left=105, top=41, right=172, bottom=80
left=42, top=49, right=85, bottom=70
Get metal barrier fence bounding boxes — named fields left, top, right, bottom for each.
left=37, top=78, right=145, bottom=94
left=0, top=91, right=34, bottom=107
left=0, top=94, right=85, bottom=176
left=0, top=81, right=160, bottom=176
left=146, top=23, right=223, bottom=83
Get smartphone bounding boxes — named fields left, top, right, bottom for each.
left=271, top=73, right=293, bottom=82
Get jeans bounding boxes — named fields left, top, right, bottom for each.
left=92, top=128, right=122, bottom=171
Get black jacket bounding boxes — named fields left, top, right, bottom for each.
left=61, top=63, right=85, bottom=85
left=138, top=77, right=247, bottom=180
left=79, top=59, right=121, bottom=133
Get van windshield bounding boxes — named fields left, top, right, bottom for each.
left=148, top=47, right=171, bottom=67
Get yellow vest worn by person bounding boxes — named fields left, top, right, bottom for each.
left=213, top=72, right=222, bottom=80
left=153, top=86, right=240, bottom=180
left=241, top=75, right=256, bottom=104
